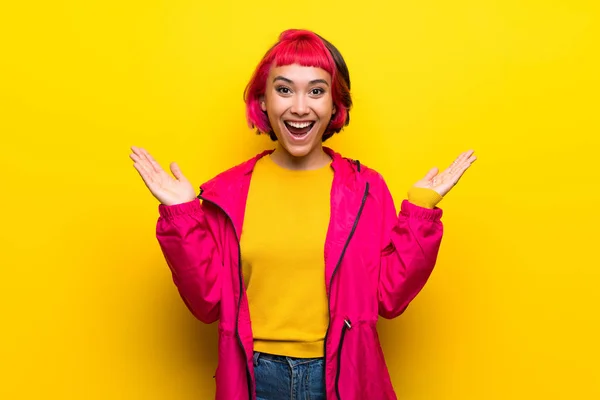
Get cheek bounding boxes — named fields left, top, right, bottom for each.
left=318, top=96, right=334, bottom=117
left=318, top=103, right=334, bottom=121
left=265, top=103, right=285, bottom=134
left=266, top=95, right=288, bottom=115
left=266, top=110, right=280, bottom=131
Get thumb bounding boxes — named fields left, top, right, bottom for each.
left=170, top=162, right=187, bottom=181
left=423, top=167, right=439, bottom=181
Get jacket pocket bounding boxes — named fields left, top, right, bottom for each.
left=335, top=318, right=352, bottom=399
left=215, top=328, right=249, bottom=400
left=334, top=320, right=397, bottom=400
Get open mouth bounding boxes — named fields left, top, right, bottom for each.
left=284, top=121, right=315, bottom=139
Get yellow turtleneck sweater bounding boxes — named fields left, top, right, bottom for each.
left=240, top=155, right=442, bottom=358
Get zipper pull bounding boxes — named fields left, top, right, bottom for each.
left=344, top=318, right=352, bottom=329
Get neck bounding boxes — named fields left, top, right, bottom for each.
left=270, top=143, right=331, bottom=171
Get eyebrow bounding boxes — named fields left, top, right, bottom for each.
left=273, top=76, right=330, bottom=87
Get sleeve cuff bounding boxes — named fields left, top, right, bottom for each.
left=158, top=198, right=201, bottom=219
left=400, top=199, right=443, bottom=221
left=407, top=186, right=443, bottom=209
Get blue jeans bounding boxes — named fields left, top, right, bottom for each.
left=253, top=352, right=326, bottom=400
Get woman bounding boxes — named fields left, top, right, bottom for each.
left=130, top=29, right=476, bottom=400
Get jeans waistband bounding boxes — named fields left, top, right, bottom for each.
left=253, top=351, right=324, bottom=366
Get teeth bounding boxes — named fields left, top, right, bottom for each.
left=287, top=121, right=313, bottom=128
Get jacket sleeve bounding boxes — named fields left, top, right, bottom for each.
left=156, top=198, right=222, bottom=324
left=378, top=180, right=443, bottom=319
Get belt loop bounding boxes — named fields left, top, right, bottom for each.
left=253, top=351, right=260, bottom=366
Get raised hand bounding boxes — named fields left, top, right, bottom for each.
left=413, top=150, right=477, bottom=197
left=130, top=146, right=196, bottom=206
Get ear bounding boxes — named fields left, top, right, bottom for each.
left=332, top=105, right=336, bottom=115
left=260, top=96, right=267, bottom=112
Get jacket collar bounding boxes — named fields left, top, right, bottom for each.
left=198, top=146, right=362, bottom=238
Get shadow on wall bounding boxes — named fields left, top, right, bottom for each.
left=149, top=263, right=219, bottom=396
left=375, top=244, right=483, bottom=396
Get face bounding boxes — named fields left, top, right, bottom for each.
left=261, top=63, right=335, bottom=165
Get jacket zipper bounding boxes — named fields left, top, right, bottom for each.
left=323, top=180, right=370, bottom=400
left=198, top=192, right=253, bottom=400
left=335, top=318, right=352, bottom=399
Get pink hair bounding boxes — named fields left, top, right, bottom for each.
left=244, top=29, right=351, bottom=140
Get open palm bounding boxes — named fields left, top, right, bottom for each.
left=414, top=150, right=477, bottom=197
left=130, top=146, right=196, bottom=206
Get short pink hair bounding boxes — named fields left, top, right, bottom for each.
left=244, top=29, right=352, bottom=141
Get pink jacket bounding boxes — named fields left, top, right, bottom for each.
left=156, top=147, right=443, bottom=399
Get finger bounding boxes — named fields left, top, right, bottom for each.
left=130, top=146, right=146, bottom=159
left=452, top=150, right=473, bottom=165
left=129, top=152, right=143, bottom=163
left=460, top=156, right=477, bottom=173
left=422, top=167, right=439, bottom=181
left=451, top=158, right=476, bottom=183
left=139, top=147, right=164, bottom=175
left=130, top=148, right=146, bottom=164
left=133, top=162, right=156, bottom=189
left=130, top=153, right=155, bottom=179
left=130, top=151, right=155, bottom=175
left=170, top=162, right=187, bottom=181
left=450, top=150, right=475, bottom=174
left=457, top=154, right=477, bottom=171
left=443, top=152, right=476, bottom=188
left=458, top=150, right=475, bottom=166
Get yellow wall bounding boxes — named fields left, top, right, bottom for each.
left=1, top=1, right=598, bottom=398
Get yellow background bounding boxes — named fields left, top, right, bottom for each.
left=1, top=0, right=599, bottom=398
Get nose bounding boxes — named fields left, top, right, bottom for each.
left=290, top=94, right=309, bottom=116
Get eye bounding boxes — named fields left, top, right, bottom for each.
left=276, top=86, right=291, bottom=94
left=310, top=88, right=325, bottom=96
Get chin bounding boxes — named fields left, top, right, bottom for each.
left=282, top=142, right=315, bottom=158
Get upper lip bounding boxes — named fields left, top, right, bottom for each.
left=285, top=120, right=315, bottom=123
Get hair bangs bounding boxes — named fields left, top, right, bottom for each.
left=271, top=36, right=336, bottom=77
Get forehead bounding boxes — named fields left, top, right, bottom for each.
left=267, top=63, right=332, bottom=84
